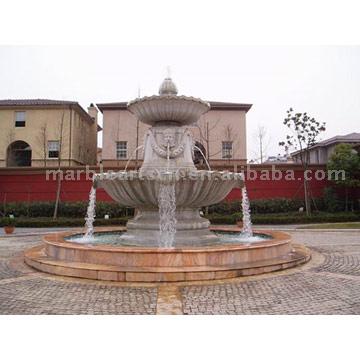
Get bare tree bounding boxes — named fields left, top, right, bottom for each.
left=222, top=124, right=240, bottom=160
left=53, top=108, right=65, bottom=219
left=194, top=117, right=221, bottom=160
left=252, top=125, right=271, bottom=164
left=1, top=130, right=15, bottom=213
left=3, top=129, right=15, bottom=165
left=36, top=123, right=48, bottom=167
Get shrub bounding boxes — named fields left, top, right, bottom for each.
left=2, top=201, right=134, bottom=219
left=323, top=187, right=343, bottom=212
left=205, top=211, right=360, bottom=225
left=1, top=216, right=16, bottom=227
left=0, top=216, right=130, bottom=228
left=205, top=212, right=242, bottom=224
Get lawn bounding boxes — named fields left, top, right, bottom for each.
left=299, top=222, right=360, bottom=229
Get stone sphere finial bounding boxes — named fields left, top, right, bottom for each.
left=159, top=77, right=178, bottom=96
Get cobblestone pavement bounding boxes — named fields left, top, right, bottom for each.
left=0, top=235, right=157, bottom=314
left=181, top=231, right=360, bottom=314
left=0, top=230, right=359, bottom=314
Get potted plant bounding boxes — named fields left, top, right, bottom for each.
left=3, top=217, right=16, bottom=234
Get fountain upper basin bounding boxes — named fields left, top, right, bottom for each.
left=127, top=95, right=210, bottom=126
left=94, top=170, right=243, bottom=208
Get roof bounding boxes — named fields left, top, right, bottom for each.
left=291, top=132, right=360, bottom=156
left=96, top=100, right=252, bottom=113
left=207, top=101, right=252, bottom=111
left=0, top=99, right=94, bottom=123
left=0, top=99, right=78, bottom=106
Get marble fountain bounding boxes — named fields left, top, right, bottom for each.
left=25, top=77, right=310, bottom=282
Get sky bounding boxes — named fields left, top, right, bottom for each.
left=0, top=46, right=359, bottom=161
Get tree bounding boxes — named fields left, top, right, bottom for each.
left=194, top=117, right=221, bottom=161
left=4, top=129, right=15, bottom=165
left=327, top=143, right=360, bottom=211
left=53, top=108, right=65, bottom=219
left=36, top=123, right=48, bottom=167
left=222, top=124, right=240, bottom=161
left=279, top=108, right=326, bottom=216
left=252, top=125, right=271, bottom=164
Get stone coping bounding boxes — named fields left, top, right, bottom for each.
left=24, top=226, right=309, bottom=282
left=42, top=226, right=292, bottom=254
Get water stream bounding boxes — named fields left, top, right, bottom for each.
left=193, top=145, right=211, bottom=170
left=158, top=181, right=177, bottom=248
left=241, top=186, right=253, bottom=237
left=83, top=186, right=97, bottom=242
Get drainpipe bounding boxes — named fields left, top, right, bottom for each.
left=69, top=106, right=73, bottom=166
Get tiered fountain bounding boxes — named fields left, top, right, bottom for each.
left=25, top=77, right=310, bottom=282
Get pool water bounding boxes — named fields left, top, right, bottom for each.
left=66, top=231, right=270, bottom=247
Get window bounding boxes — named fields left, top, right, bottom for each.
left=15, top=111, right=26, bottom=127
left=48, top=141, right=60, bottom=158
left=222, top=141, right=233, bottom=159
left=116, top=141, right=127, bottom=159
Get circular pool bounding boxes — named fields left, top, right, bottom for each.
left=24, top=226, right=311, bottom=282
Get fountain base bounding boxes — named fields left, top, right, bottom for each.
left=126, top=209, right=219, bottom=246
left=24, top=227, right=311, bottom=282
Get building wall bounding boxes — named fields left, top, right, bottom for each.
left=0, top=107, right=97, bottom=167
left=102, top=109, right=149, bottom=165
left=101, top=108, right=247, bottom=166
left=292, top=142, right=360, bottom=165
left=191, top=109, right=246, bottom=161
left=0, top=165, right=333, bottom=204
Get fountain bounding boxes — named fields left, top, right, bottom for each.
left=24, top=77, right=310, bottom=282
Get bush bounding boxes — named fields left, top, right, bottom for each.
left=323, top=187, right=343, bottom=212
left=0, top=217, right=130, bottom=228
left=205, top=212, right=242, bottom=224
left=2, top=201, right=134, bottom=219
left=205, top=198, right=315, bottom=215
left=1, top=216, right=16, bottom=227
left=205, top=211, right=360, bottom=225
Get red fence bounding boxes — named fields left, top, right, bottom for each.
left=0, top=165, right=330, bottom=204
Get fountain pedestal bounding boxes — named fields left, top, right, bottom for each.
left=123, top=208, right=218, bottom=246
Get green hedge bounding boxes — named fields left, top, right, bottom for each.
left=205, top=198, right=325, bottom=215
left=205, top=193, right=358, bottom=215
left=2, top=201, right=134, bottom=218
left=0, top=212, right=359, bottom=228
left=1, top=194, right=356, bottom=220
left=0, top=217, right=130, bottom=228
left=205, top=211, right=360, bottom=225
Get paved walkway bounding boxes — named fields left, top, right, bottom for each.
left=0, top=229, right=359, bottom=314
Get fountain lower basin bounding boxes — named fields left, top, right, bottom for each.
left=24, top=227, right=311, bottom=282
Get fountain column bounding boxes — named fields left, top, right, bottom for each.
left=94, top=76, right=244, bottom=246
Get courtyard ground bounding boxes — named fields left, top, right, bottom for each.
left=0, top=227, right=359, bottom=315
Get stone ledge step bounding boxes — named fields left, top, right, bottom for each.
left=24, top=245, right=311, bottom=282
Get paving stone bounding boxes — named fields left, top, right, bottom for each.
left=181, top=272, right=360, bottom=314
left=0, top=277, right=157, bottom=315
left=1, top=229, right=360, bottom=315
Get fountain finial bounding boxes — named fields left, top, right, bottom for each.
left=159, top=71, right=178, bottom=95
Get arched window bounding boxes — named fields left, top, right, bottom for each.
left=6, top=141, right=32, bottom=167
left=193, top=141, right=206, bottom=165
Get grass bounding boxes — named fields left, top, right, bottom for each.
left=299, top=222, right=360, bottom=229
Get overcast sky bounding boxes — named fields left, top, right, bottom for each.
left=0, top=46, right=359, bottom=160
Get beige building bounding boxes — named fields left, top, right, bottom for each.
left=0, top=99, right=100, bottom=167
left=97, top=101, right=252, bottom=168
left=291, top=132, right=360, bottom=165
